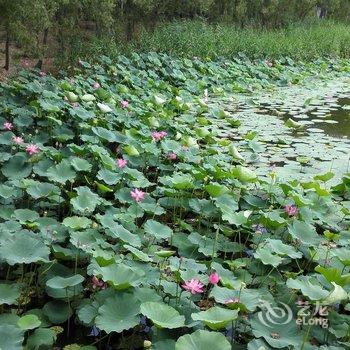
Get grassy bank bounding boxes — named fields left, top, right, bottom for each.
left=1, top=20, right=349, bottom=77
left=76, top=20, right=350, bottom=63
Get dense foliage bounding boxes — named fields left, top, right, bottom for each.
left=1, top=0, right=350, bottom=69
left=0, top=54, right=349, bottom=349
left=129, top=20, right=350, bottom=60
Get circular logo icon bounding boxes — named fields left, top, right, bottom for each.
left=258, top=300, right=293, bottom=327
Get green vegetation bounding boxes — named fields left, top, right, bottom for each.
left=0, top=53, right=349, bottom=349
left=96, top=20, right=350, bottom=60
left=0, top=1, right=350, bottom=349
left=0, top=0, right=349, bottom=70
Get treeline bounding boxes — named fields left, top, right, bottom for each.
left=0, top=0, right=349, bottom=70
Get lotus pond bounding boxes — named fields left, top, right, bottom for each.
left=0, top=54, right=350, bottom=350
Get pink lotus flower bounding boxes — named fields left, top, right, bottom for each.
left=12, top=136, right=24, bottom=144
left=167, top=152, right=177, bottom=160
left=26, top=144, right=39, bottom=155
left=117, top=158, right=127, bottom=168
left=182, top=278, right=204, bottom=294
left=3, top=121, right=13, bottom=130
left=151, top=131, right=167, bottom=142
left=285, top=204, right=298, bottom=217
left=92, top=276, right=106, bottom=290
left=130, top=189, right=145, bottom=202
left=208, top=272, right=220, bottom=285
left=120, top=100, right=129, bottom=108
left=93, top=82, right=100, bottom=89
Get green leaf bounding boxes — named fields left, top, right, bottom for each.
left=285, top=118, right=304, bottom=129
left=0, top=325, right=24, bottom=350
left=214, top=194, right=239, bottom=224
left=71, top=186, right=101, bottom=214
left=254, top=239, right=302, bottom=267
left=323, top=282, right=348, bottom=304
left=2, top=155, right=32, bottom=179
left=209, top=286, right=261, bottom=312
left=92, top=127, right=117, bottom=142
left=0, top=232, right=50, bottom=265
left=251, top=314, right=302, bottom=349
left=70, top=157, right=92, bottom=172
left=95, top=294, right=140, bottom=334
left=107, top=224, right=141, bottom=248
left=314, top=171, right=335, bottom=182
left=140, top=302, right=185, bottom=329
left=315, top=265, right=350, bottom=287
left=26, top=328, right=57, bottom=350
left=0, top=283, right=21, bottom=305
left=124, top=245, right=152, bottom=262
left=97, top=263, right=144, bottom=290
left=231, top=166, right=257, bottom=182
left=13, top=209, right=39, bottom=223
left=254, top=248, right=282, bottom=267
left=144, top=219, right=173, bottom=240
left=191, top=307, right=238, bottom=330
left=204, top=183, right=229, bottom=197
left=288, top=221, right=321, bottom=246
left=42, top=301, right=72, bottom=324
left=17, top=315, right=41, bottom=330
left=175, top=330, right=231, bottom=350
left=62, top=216, right=92, bottom=230
left=286, top=276, right=329, bottom=300
left=124, top=145, right=140, bottom=156
left=46, top=274, right=84, bottom=289
left=26, top=182, right=59, bottom=199
left=0, top=184, right=14, bottom=199
left=47, top=160, right=76, bottom=184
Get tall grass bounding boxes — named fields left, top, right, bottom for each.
left=133, top=20, right=350, bottom=59
left=73, top=20, right=350, bottom=62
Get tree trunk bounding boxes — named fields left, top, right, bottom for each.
left=126, top=17, right=134, bottom=41
left=4, top=31, right=10, bottom=70
left=36, top=28, right=49, bottom=69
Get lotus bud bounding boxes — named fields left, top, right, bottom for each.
left=66, top=92, right=78, bottom=103
left=175, top=132, right=182, bottom=140
left=143, top=340, right=152, bottom=348
left=97, top=103, right=113, bottom=113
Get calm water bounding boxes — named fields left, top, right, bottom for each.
left=212, top=77, right=350, bottom=182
